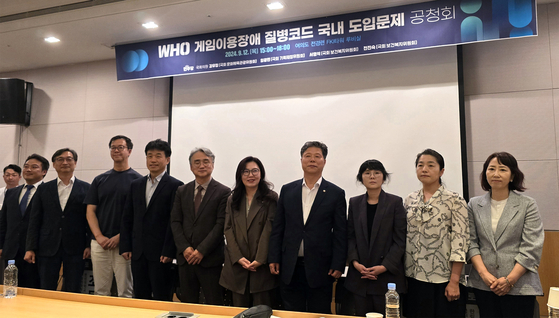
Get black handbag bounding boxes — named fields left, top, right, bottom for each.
left=233, top=305, right=273, bottom=318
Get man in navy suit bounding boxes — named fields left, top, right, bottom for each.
left=0, top=154, right=49, bottom=288
left=120, top=139, right=183, bottom=301
left=268, top=141, right=347, bottom=314
left=24, top=148, right=91, bottom=292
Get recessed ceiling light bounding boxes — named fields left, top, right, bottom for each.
left=142, top=22, right=158, bottom=29
left=44, top=37, right=60, bottom=43
left=267, top=2, right=284, bottom=10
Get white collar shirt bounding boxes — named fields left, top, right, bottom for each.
left=146, top=171, right=165, bottom=206
left=57, top=176, right=75, bottom=211
left=19, top=180, right=43, bottom=207
left=0, top=187, right=6, bottom=210
left=299, top=176, right=322, bottom=257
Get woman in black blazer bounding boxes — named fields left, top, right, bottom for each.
left=345, top=159, right=407, bottom=316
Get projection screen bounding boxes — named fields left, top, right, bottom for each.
left=170, top=45, right=464, bottom=200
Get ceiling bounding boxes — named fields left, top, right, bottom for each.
left=0, top=0, right=556, bottom=74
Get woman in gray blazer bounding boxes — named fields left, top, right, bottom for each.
left=345, top=159, right=407, bottom=316
left=467, top=152, right=544, bottom=318
left=219, top=156, right=278, bottom=307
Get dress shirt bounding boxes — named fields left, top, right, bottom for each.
left=18, top=180, right=43, bottom=207
left=194, top=178, right=211, bottom=201
left=0, top=186, right=6, bottom=209
left=145, top=171, right=165, bottom=206
left=299, top=176, right=322, bottom=257
left=57, top=175, right=75, bottom=211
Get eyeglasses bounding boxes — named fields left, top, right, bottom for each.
left=55, top=157, right=75, bottom=163
left=110, top=146, right=128, bottom=151
left=192, top=160, right=212, bottom=167
left=242, top=168, right=260, bottom=176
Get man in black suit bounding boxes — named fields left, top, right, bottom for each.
left=120, top=139, right=183, bottom=301
left=0, top=154, right=49, bottom=288
left=268, top=141, right=347, bottom=314
left=24, top=148, right=91, bottom=293
left=171, top=147, right=230, bottom=305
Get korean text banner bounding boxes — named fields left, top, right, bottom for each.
left=115, top=0, right=536, bottom=81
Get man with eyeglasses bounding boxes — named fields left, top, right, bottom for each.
left=24, top=148, right=91, bottom=292
left=85, top=135, right=142, bottom=297
left=171, top=147, right=230, bottom=304
left=0, top=154, right=49, bottom=289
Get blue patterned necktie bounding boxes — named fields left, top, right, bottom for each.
left=19, top=184, right=34, bottom=216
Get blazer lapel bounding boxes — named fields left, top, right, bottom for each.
left=305, top=180, right=328, bottom=226
left=293, top=180, right=304, bottom=226
left=357, top=194, right=368, bottom=245
left=246, top=191, right=263, bottom=230
left=369, top=190, right=387, bottom=250
left=49, top=181, right=63, bottom=212
left=476, top=193, right=497, bottom=250
left=14, top=185, right=25, bottom=220
left=146, top=174, right=167, bottom=211
left=185, top=182, right=196, bottom=221
left=494, top=191, right=521, bottom=243
left=195, top=180, right=215, bottom=221
left=236, top=196, right=249, bottom=244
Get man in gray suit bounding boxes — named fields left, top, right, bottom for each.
left=171, top=147, right=230, bottom=304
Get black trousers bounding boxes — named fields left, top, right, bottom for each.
left=353, top=293, right=387, bottom=317
left=178, top=263, right=223, bottom=305
left=280, top=257, right=333, bottom=314
left=472, top=288, right=535, bottom=318
left=404, top=277, right=467, bottom=318
left=131, top=254, right=174, bottom=301
left=38, top=248, right=84, bottom=293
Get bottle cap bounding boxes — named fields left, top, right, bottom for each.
left=8, top=260, right=15, bottom=265
left=388, top=283, right=396, bottom=290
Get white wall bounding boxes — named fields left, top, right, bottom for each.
left=463, top=3, right=559, bottom=230
left=0, top=60, right=169, bottom=184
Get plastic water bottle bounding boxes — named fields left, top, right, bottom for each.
left=385, top=283, right=400, bottom=318
left=3, top=260, right=18, bottom=298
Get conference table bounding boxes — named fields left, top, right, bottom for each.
left=0, top=287, right=357, bottom=318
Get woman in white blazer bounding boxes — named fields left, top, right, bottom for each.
left=467, top=152, right=544, bottom=318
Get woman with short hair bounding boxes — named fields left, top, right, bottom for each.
left=345, top=159, right=407, bottom=316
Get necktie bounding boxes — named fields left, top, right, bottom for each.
left=19, top=184, right=34, bottom=216
left=194, top=185, right=203, bottom=215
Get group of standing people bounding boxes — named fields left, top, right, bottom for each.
left=345, top=149, right=544, bottom=318
left=0, top=137, right=544, bottom=318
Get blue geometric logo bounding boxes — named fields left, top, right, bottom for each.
left=121, top=49, right=149, bottom=73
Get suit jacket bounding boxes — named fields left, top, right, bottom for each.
left=219, top=190, right=279, bottom=294
left=345, top=190, right=407, bottom=296
left=0, top=184, right=41, bottom=260
left=170, top=178, right=230, bottom=267
left=467, top=191, right=544, bottom=296
left=26, top=178, right=91, bottom=257
left=120, top=173, right=183, bottom=261
left=268, top=178, right=347, bottom=288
